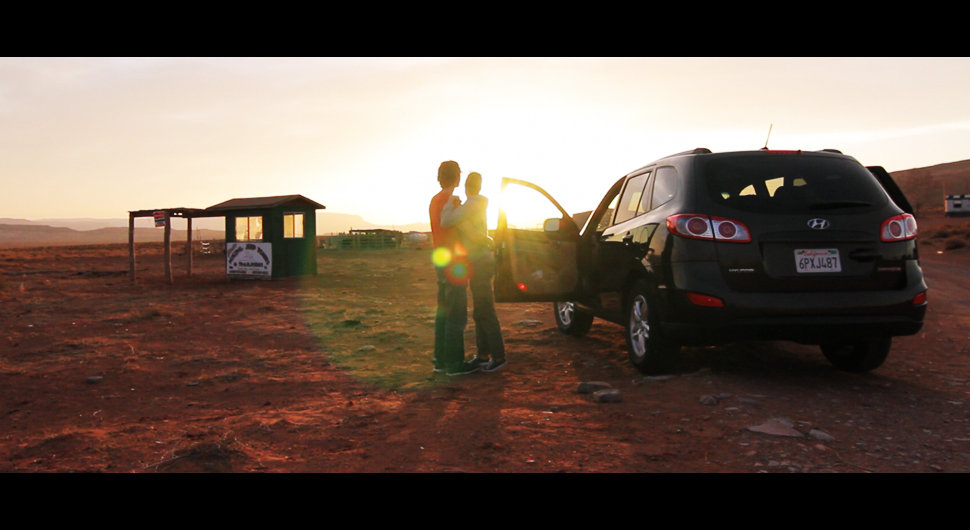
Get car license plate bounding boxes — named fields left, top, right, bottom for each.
left=795, top=248, right=841, bottom=273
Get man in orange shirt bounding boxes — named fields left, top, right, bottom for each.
left=429, top=160, right=479, bottom=376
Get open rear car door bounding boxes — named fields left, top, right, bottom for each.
left=493, top=178, right=581, bottom=302
left=867, top=165, right=914, bottom=214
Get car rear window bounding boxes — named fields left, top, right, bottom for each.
left=700, top=154, right=890, bottom=213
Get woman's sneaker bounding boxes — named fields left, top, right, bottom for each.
left=482, top=358, right=507, bottom=373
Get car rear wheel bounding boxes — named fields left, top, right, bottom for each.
left=553, top=301, right=593, bottom=337
left=626, top=281, right=679, bottom=374
left=821, top=336, right=892, bottom=373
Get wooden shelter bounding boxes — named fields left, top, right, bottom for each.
left=128, top=194, right=325, bottom=283
left=205, top=194, right=324, bottom=279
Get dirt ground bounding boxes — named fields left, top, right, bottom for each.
left=1, top=216, right=969, bottom=474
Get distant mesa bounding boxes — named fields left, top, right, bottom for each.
left=0, top=212, right=430, bottom=248
left=889, top=159, right=970, bottom=215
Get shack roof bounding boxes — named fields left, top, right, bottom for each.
left=206, top=194, right=325, bottom=212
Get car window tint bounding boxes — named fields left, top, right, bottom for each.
left=636, top=174, right=654, bottom=214
left=650, top=166, right=678, bottom=210
left=703, top=154, right=888, bottom=213
left=595, top=192, right=620, bottom=233
left=614, top=172, right=649, bottom=225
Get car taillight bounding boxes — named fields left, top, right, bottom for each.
left=880, top=213, right=918, bottom=242
left=667, top=214, right=751, bottom=243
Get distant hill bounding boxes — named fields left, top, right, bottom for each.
left=889, top=159, right=970, bottom=215
left=0, top=224, right=224, bottom=248
left=0, top=211, right=430, bottom=248
left=314, top=212, right=429, bottom=235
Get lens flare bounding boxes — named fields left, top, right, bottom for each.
left=445, top=258, right=470, bottom=284
left=431, top=247, right=452, bottom=267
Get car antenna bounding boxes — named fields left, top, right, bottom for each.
left=762, top=123, right=773, bottom=150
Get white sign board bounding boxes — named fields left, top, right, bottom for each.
left=226, top=242, right=272, bottom=279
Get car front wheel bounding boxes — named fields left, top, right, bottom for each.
left=553, top=301, right=593, bottom=337
left=820, top=336, right=892, bottom=373
left=626, top=281, right=679, bottom=374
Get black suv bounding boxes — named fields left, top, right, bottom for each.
left=493, top=148, right=927, bottom=374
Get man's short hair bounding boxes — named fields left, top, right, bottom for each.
left=438, top=160, right=460, bottom=187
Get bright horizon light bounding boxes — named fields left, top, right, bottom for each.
left=2, top=57, right=969, bottom=229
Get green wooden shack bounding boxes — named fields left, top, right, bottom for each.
left=206, top=194, right=325, bottom=279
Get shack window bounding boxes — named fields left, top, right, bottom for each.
left=283, top=212, right=305, bottom=238
left=235, top=216, right=263, bottom=241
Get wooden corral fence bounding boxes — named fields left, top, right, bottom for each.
left=320, top=229, right=404, bottom=250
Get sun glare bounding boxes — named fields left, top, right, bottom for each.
left=2, top=58, right=969, bottom=223
left=498, top=181, right=565, bottom=231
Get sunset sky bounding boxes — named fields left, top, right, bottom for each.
left=2, top=57, right=968, bottom=228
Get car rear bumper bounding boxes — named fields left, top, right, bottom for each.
left=663, top=314, right=924, bottom=345
left=662, top=260, right=927, bottom=345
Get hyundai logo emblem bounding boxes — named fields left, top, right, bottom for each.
left=807, top=218, right=830, bottom=230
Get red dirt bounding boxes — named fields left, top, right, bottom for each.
left=1, top=216, right=969, bottom=473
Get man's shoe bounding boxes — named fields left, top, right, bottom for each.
left=446, top=361, right=482, bottom=376
left=482, top=358, right=507, bottom=373
left=469, top=356, right=489, bottom=367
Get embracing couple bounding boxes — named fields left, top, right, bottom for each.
left=429, top=160, right=506, bottom=376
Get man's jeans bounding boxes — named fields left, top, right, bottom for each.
left=434, top=265, right=467, bottom=369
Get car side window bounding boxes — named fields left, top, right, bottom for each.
left=650, top=166, right=678, bottom=210
left=613, top=172, right=650, bottom=225
left=635, top=173, right=655, bottom=215
left=595, top=192, right=620, bottom=233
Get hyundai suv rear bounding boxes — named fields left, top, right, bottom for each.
left=493, top=148, right=927, bottom=374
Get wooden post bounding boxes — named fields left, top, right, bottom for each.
left=164, top=214, right=172, bottom=284
left=128, top=213, right=136, bottom=281
left=186, top=217, right=193, bottom=277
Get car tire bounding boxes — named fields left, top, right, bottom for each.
left=626, top=280, right=679, bottom=374
left=820, top=336, right=892, bottom=373
left=553, top=301, right=593, bottom=337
